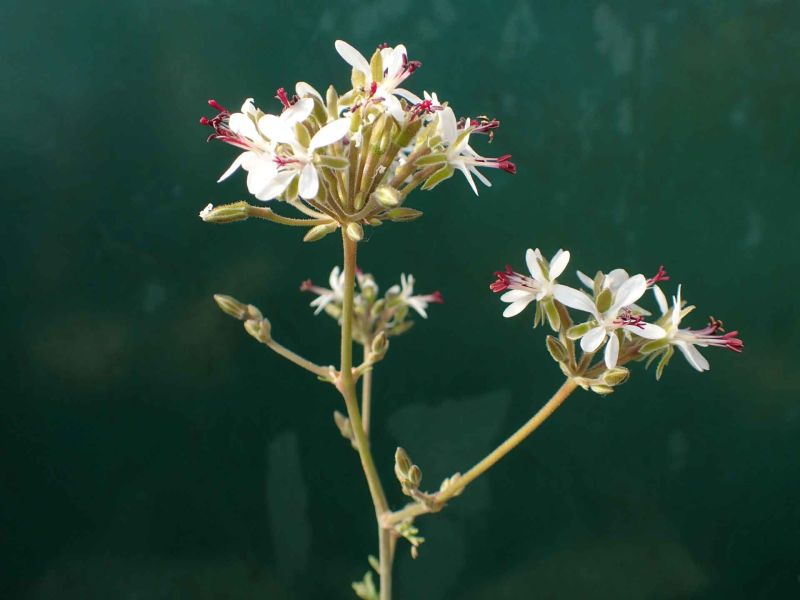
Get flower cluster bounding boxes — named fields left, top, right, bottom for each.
left=302, top=266, right=443, bottom=348
left=492, top=249, right=743, bottom=392
left=200, top=40, right=514, bottom=239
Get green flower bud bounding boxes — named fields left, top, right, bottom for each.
left=326, top=85, right=339, bottom=120
left=371, top=185, right=402, bottom=208
left=546, top=335, right=569, bottom=363
left=407, top=465, right=422, bottom=488
left=346, top=222, right=364, bottom=242
left=590, top=384, right=614, bottom=395
left=303, top=222, right=338, bottom=242
left=394, top=447, right=412, bottom=480
left=244, top=318, right=271, bottom=343
left=199, top=201, right=250, bottom=224
left=386, top=207, right=423, bottom=222
left=369, top=49, right=383, bottom=83
left=602, top=367, right=630, bottom=386
left=213, top=294, right=249, bottom=320
left=371, top=331, right=389, bottom=356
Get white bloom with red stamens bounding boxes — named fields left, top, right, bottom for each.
left=388, top=273, right=443, bottom=318
left=649, top=285, right=743, bottom=372
left=493, top=248, right=570, bottom=319
left=301, top=266, right=345, bottom=315
left=436, top=107, right=516, bottom=195
left=554, top=274, right=666, bottom=368
left=335, top=40, right=422, bottom=121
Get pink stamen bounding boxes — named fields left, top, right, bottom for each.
left=429, top=291, right=444, bottom=304
left=275, top=87, right=293, bottom=109
left=614, top=308, right=646, bottom=329
left=489, top=265, right=514, bottom=293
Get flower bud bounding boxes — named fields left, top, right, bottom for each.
left=303, top=222, right=338, bottom=242
left=407, top=465, right=422, bottom=488
left=369, top=49, right=383, bottom=83
left=213, top=294, right=249, bottom=320
left=371, top=185, right=402, bottom=209
left=199, top=201, right=250, bottom=224
left=333, top=410, right=354, bottom=443
left=394, top=447, right=412, bottom=480
left=244, top=318, right=271, bottom=343
left=371, top=331, right=389, bottom=357
left=326, top=85, right=339, bottom=120
left=602, top=367, right=630, bottom=386
left=545, top=336, right=568, bottom=363
left=346, top=222, right=364, bottom=242
left=590, top=384, right=614, bottom=395
left=386, top=207, right=423, bottom=222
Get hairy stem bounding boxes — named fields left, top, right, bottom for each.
left=339, top=231, right=392, bottom=599
left=383, top=378, right=579, bottom=528
left=362, top=345, right=374, bottom=438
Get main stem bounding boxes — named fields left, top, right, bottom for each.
left=339, top=231, right=393, bottom=599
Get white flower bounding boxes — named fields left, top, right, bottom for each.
left=554, top=274, right=666, bottom=368
left=437, top=107, right=516, bottom=195
left=335, top=40, right=422, bottom=121
left=388, top=274, right=443, bottom=318
left=650, top=285, right=743, bottom=372
left=497, top=248, right=570, bottom=318
left=302, top=266, right=345, bottom=315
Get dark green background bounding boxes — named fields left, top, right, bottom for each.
left=3, top=1, right=799, bottom=598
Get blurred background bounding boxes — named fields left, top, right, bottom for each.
left=2, top=1, right=799, bottom=598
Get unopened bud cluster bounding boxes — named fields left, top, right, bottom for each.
left=491, top=248, right=743, bottom=394
left=199, top=40, right=515, bottom=238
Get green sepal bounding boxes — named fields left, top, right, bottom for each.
left=544, top=298, right=561, bottom=331
left=567, top=321, right=594, bottom=340
left=596, top=288, right=613, bottom=313
left=421, top=164, right=455, bottom=190
left=415, top=152, right=448, bottom=166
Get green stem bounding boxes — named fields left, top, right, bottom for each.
left=264, top=339, right=332, bottom=379
left=382, top=378, right=579, bottom=528
left=339, top=230, right=392, bottom=599
left=247, top=205, right=331, bottom=227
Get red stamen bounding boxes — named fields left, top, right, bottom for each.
left=430, top=291, right=444, bottom=304
left=497, top=155, right=516, bottom=174
left=490, top=265, right=514, bottom=293
left=275, top=87, right=292, bottom=109
left=300, top=279, right=314, bottom=292
left=647, top=265, right=670, bottom=286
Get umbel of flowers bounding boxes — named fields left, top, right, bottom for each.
left=491, top=249, right=743, bottom=391
left=199, top=40, right=514, bottom=242
left=199, top=39, right=742, bottom=600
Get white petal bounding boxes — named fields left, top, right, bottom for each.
left=329, top=266, right=341, bottom=289
left=526, top=248, right=545, bottom=281
left=240, top=98, right=256, bottom=114
left=281, top=98, right=313, bottom=126
left=553, top=284, right=597, bottom=314
left=653, top=285, right=668, bottom=315
left=298, top=163, right=319, bottom=199
left=382, top=94, right=405, bottom=121
left=677, top=341, right=710, bottom=372
left=549, top=250, right=570, bottom=280
left=254, top=170, right=294, bottom=201
left=395, top=87, right=422, bottom=104
left=502, top=297, right=534, bottom=318
left=257, top=114, right=295, bottom=144
left=626, top=323, right=666, bottom=339
left=576, top=270, right=595, bottom=289
left=604, top=333, right=620, bottom=368
left=384, top=45, right=407, bottom=76
left=407, top=298, right=428, bottom=319
left=500, top=290, right=531, bottom=303
left=217, top=152, right=247, bottom=182
left=309, top=118, right=350, bottom=149
left=246, top=161, right=278, bottom=195
left=455, top=162, right=478, bottom=195
left=469, top=165, right=492, bottom=187
left=672, top=284, right=683, bottom=327
left=295, top=81, right=323, bottom=103
left=228, top=112, right=260, bottom=140
left=611, top=274, right=647, bottom=313
left=335, top=40, right=370, bottom=73
left=439, top=107, right=458, bottom=144
left=581, top=326, right=607, bottom=352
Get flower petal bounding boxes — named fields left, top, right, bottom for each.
left=625, top=322, right=666, bottom=339
left=526, top=248, right=545, bottom=281
left=581, top=326, right=607, bottom=352
left=604, top=332, right=620, bottom=368
left=611, top=274, right=647, bottom=313
left=258, top=114, right=295, bottom=144
left=554, top=284, right=597, bottom=314
left=295, top=81, right=323, bottom=103
left=335, top=40, right=370, bottom=73
left=576, top=270, right=595, bottom=289
left=281, top=98, right=313, bottom=126
left=653, top=285, right=668, bottom=315
left=439, top=107, right=458, bottom=144
left=455, top=162, right=478, bottom=195
left=549, top=250, right=570, bottom=280
left=394, top=87, right=422, bottom=104
left=677, top=341, right=710, bottom=372
left=500, top=290, right=531, bottom=302
left=309, top=118, right=350, bottom=149
left=228, top=112, right=260, bottom=141
left=503, top=297, right=534, bottom=318
left=254, top=170, right=294, bottom=201
left=218, top=152, right=248, bottom=182
left=246, top=160, right=278, bottom=195
left=298, top=163, right=319, bottom=199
